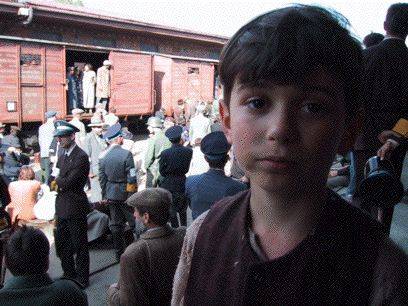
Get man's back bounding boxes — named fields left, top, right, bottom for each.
left=159, top=145, right=193, bottom=192
left=0, top=273, right=88, bottom=306
left=108, top=225, right=185, bottom=306
left=99, top=144, right=135, bottom=201
left=186, top=169, right=247, bottom=219
left=38, top=121, right=54, bottom=158
left=356, top=38, right=408, bottom=150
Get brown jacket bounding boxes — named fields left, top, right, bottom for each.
left=108, top=225, right=185, bottom=306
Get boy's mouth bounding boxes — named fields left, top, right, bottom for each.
left=256, top=156, right=297, bottom=170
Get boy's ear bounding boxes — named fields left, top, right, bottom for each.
left=219, top=99, right=232, bottom=144
left=337, top=110, right=363, bottom=155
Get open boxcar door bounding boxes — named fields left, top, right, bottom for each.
left=109, top=52, right=153, bottom=116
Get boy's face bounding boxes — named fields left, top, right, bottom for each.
left=222, top=69, right=353, bottom=193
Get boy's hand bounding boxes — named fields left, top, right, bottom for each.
left=377, top=139, right=399, bottom=160
left=378, top=130, right=402, bottom=144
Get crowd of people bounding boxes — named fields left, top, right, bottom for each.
left=0, top=2, right=408, bottom=306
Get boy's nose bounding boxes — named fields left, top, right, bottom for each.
left=265, top=105, right=295, bottom=144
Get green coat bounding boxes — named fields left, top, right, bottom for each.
left=0, top=273, right=88, bottom=306
left=144, top=130, right=171, bottom=186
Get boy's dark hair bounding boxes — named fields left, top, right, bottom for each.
left=5, top=226, right=50, bottom=276
left=205, top=155, right=229, bottom=169
left=219, top=5, right=363, bottom=116
left=363, top=32, right=384, bottom=48
left=385, top=3, right=408, bottom=38
left=136, top=205, right=170, bottom=226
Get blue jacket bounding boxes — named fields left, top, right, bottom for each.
left=186, top=168, right=247, bottom=219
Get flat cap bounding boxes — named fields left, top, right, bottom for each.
left=103, top=60, right=112, bottom=66
left=103, top=123, right=122, bottom=140
left=146, top=116, right=163, bottom=128
left=200, top=131, right=231, bottom=160
left=126, top=188, right=172, bottom=210
left=53, top=120, right=80, bottom=137
left=165, top=125, right=183, bottom=142
left=45, top=111, right=57, bottom=119
left=72, top=108, right=84, bottom=115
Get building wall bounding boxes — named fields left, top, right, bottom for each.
left=1, top=19, right=223, bottom=60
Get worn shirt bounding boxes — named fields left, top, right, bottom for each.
left=172, top=190, right=408, bottom=305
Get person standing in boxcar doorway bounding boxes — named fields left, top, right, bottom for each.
left=96, top=60, right=112, bottom=111
left=82, top=63, right=96, bottom=114
left=66, top=67, right=79, bottom=113
left=53, top=120, right=90, bottom=289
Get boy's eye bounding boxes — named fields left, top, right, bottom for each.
left=246, top=97, right=266, bottom=110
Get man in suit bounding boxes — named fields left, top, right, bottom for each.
left=83, top=117, right=108, bottom=203
left=99, top=123, right=137, bottom=260
left=186, top=131, right=247, bottom=220
left=107, top=188, right=185, bottom=306
left=38, top=111, right=57, bottom=184
left=144, top=117, right=171, bottom=187
left=0, top=226, right=88, bottom=306
left=53, top=120, right=91, bottom=288
left=159, top=125, right=193, bottom=227
left=353, top=3, right=408, bottom=234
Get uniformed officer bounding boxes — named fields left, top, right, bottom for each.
left=144, top=117, right=171, bottom=187
left=99, top=123, right=137, bottom=260
left=159, top=125, right=193, bottom=227
left=185, top=131, right=248, bottom=220
left=53, top=120, right=91, bottom=288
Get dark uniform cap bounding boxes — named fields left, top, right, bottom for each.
left=103, top=123, right=122, bottom=140
left=200, top=131, right=231, bottom=160
left=165, top=125, right=183, bottom=142
left=53, top=120, right=80, bottom=137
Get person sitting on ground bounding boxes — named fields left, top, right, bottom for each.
left=0, top=226, right=88, bottom=306
left=107, top=188, right=185, bottom=306
left=172, top=5, right=408, bottom=305
left=7, top=165, right=41, bottom=223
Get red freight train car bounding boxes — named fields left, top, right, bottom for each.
left=0, top=40, right=154, bottom=125
left=0, top=39, right=216, bottom=126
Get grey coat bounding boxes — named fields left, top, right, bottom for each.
left=99, top=144, right=136, bottom=201
left=83, top=132, right=107, bottom=176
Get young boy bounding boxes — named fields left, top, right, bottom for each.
left=172, top=5, right=408, bottom=305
